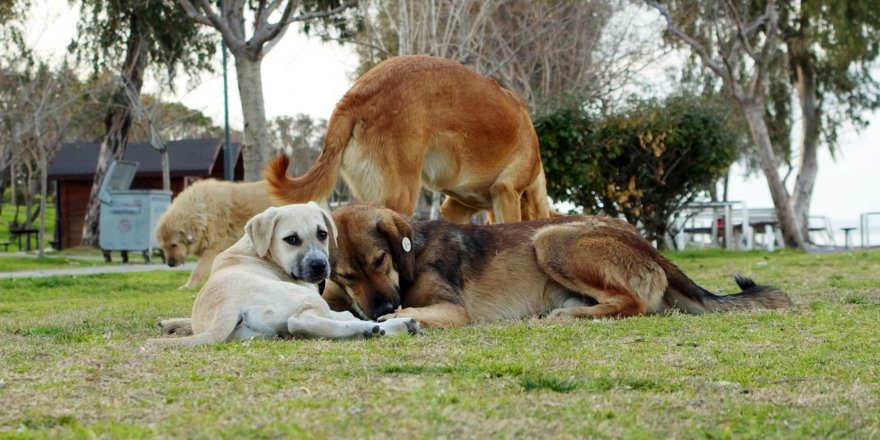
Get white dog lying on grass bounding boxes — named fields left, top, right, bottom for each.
left=149, top=203, right=420, bottom=346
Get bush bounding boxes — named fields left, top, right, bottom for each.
left=536, top=94, right=738, bottom=248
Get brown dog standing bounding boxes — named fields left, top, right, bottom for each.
left=263, top=54, right=550, bottom=224
left=322, top=204, right=792, bottom=328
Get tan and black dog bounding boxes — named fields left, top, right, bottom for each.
left=321, top=203, right=792, bottom=328
left=263, top=54, right=551, bottom=224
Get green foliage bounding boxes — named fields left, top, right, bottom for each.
left=299, top=0, right=364, bottom=42
left=70, top=0, right=217, bottom=84
left=536, top=95, right=738, bottom=247
left=532, top=103, right=600, bottom=213
left=779, top=0, right=880, bottom=147
left=660, top=0, right=880, bottom=157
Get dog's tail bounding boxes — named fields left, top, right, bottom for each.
left=264, top=111, right=355, bottom=205
left=662, top=262, right=791, bottom=314
left=147, top=311, right=240, bottom=347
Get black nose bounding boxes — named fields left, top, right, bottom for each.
left=374, top=300, right=396, bottom=318
left=167, top=259, right=178, bottom=267
left=308, top=259, right=327, bottom=274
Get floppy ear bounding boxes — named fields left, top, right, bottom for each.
left=245, top=207, right=278, bottom=257
left=375, top=211, right=415, bottom=284
left=309, top=201, right=338, bottom=246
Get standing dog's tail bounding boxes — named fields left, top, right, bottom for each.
left=662, top=262, right=792, bottom=314
left=264, top=111, right=355, bottom=204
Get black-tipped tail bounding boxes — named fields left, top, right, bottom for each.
left=666, top=273, right=792, bottom=314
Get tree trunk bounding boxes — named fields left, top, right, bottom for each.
left=739, top=97, right=806, bottom=249
left=24, top=162, right=34, bottom=230
left=10, top=164, right=19, bottom=227
left=788, top=26, right=820, bottom=243
left=234, top=52, right=271, bottom=181
left=38, top=156, right=48, bottom=257
left=81, top=27, right=146, bottom=246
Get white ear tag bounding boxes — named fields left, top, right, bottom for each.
left=401, top=237, right=412, bottom=253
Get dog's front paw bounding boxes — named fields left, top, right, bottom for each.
left=178, top=284, right=194, bottom=291
left=362, top=324, right=384, bottom=339
left=378, top=317, right=422, bottom=337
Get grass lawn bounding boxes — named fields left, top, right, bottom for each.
left=1, top=248, right=878, bottom=438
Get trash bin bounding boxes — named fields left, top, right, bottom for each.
left=98, top=160, right=171, bottom=263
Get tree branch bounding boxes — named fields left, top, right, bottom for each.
left=751, top=0, right=780, bottom=97
left=177, top=0, right=247, bottom=52
left=645, top=0, right=729, bottom=82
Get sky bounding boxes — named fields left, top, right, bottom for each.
left=25, top=1, right=880, bottom=242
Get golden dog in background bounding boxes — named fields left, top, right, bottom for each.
left=264, top=54, right=551, bottom=224
left=155, top=179, right=273, bottom=290
left=322, top=204, right=792, bottom=328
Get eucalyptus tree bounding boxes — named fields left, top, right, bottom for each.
left=647, top=0, right=804, bottom=248
left=177, top=0, right=359, bottom=181
left=71, top=0, right=218, bottom=246
left=775, top=0, right=880, bottom=240
left=648, top=0, right=880, bottom=249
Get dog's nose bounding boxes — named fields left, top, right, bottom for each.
left=374, top=300, right=396, bottom=318
left=308, top=259, right=327, bottom=274
left=167, top=259, right=178, bottom=267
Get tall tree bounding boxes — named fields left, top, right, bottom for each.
left=72, top=0, right=217, bottom=246
left=177, top=0, right=359, bottom=181
left=0, top=60, right=85, bottom=255
left=649, top=0, right=880, bottom=249
left=268, top=114, right=326, bottom=177
left=776, top=0, right=880, bottom=241
left=647, top=0, right=807, bottom=249
left=351, top=0, right=621, bottom=110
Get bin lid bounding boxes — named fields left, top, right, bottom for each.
left=102, top=160, right=138, bottom=192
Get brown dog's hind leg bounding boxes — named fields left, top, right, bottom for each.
left=489, top=180, right=522, bottom=224
left=533, top=224, right=667, bottom=319
left=440, top=197, right=481, bottom=224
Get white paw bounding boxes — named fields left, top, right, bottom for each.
left=378, top=317, right=422, bottom=337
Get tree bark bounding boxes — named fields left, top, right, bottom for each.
left=80, top=25, right=147, bottom=246
left=787, top=22, right=820, bottom=243
left=739, top=97, right=806, bottom=249
left=234, top=53, right=271, bottom=181
left=38, top=156, right=48, bottom=257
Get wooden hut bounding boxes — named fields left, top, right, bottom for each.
left=47, top=139, right=243, bottom=250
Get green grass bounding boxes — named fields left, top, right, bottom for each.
left=1, top=249, right=879, bottom=438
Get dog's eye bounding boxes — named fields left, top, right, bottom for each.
left=373, top=253, right=385, bottom=269
left=337, top=273, right=356, bottom=282
left=283, top=235, right=300, bottom=246
left=170, top=243, right=177, bottom=248
left=317, top=229, right=328, bottom=241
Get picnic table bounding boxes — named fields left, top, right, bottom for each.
left=10, top=227, right=39, bottom=251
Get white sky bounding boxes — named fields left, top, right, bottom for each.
left=25, top=0, right=880, bottom=234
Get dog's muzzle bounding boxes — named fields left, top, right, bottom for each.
left=296, top=252, right=330, bottom=284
